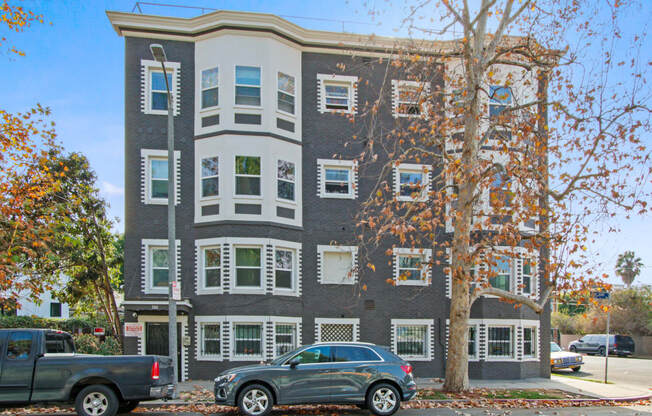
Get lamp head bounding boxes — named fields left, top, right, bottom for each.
left=150, top=44, right=167, bottom=63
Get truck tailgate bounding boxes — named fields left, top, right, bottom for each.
left=155, top=355, right=175, bottom=385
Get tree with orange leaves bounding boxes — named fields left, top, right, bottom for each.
left=350, top=0, right=650, bottom=391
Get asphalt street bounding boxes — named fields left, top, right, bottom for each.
left=553, top=355, right=652, bottom=389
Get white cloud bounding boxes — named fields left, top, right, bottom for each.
left=101, top=181, right=124, bottom=197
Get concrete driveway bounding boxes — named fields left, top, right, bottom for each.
left=553, top=355, right=652, bottom=389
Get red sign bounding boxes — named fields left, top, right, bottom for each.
left=93, top=327, right=105, bottom=336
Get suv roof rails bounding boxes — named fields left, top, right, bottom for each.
left=313, top=341, right=375, bottom=346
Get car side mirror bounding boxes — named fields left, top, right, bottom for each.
left=288, top=358, right=300, bottom=368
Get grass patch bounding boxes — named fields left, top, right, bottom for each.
left=416, top=390, right=450, bottom=400
left=417, top=388, right=577, bottom=400
left=552, top=373, right=614, bottom=384
left=484, top=390, right=565, bottom=399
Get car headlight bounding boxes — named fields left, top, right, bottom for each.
left=215, top=373, right=236, bottom=384
left=551, top=359, right=562, bottom=365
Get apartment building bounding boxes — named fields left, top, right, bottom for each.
left=107, top=9, right=550, bottom=381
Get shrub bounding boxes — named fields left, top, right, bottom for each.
left=552, top=312, right=582, bottom=334
left=73, top=334, right=122, bottom=355
left=0, top=315, right=115, bottom=336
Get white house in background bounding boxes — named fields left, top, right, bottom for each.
left=17, top=290, right=71, bottom=319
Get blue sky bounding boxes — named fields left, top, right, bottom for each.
left=1, top=0, right=649, bottom=286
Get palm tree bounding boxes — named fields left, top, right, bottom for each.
left=615, top=251, right=643, bottom=288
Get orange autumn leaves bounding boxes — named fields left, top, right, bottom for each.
left=0, top=0, right=45, bottom=56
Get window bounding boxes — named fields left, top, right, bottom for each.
left=203, top=247, right=221, bottom=289
left=318, top=246, right=357, bottom=285
left=201, top=67, right=219, bottom=109
left=277, top=72, right=295, bottom=115
left=333, top=346, right=381, bottom=362
left=395, top=164, right=429, bottom=201
left=50, top=302, right=62, bottom=318
left=150, top=247, right=169, bottom=289
left=290, top=346, right=331, bottom=364
left=7, top=331, right=32, bottom=360
left=235, top=156, right=261, bottom=196
left=488, top=326, right=514, bottom=358
left=489, top=255, right=511, bottom=292
left=277, top=160, right=295, bottom=202
left=318, top=160, right=357, bottom=199
left=275, top=324, right=297, bottom=356
left=523, top=327, right=537, bottom=358
left=234, top=323, right=262, bottom=357
left=274, top=249, right=293, bottom=290
left=201, top=323, right=221, bottom=357
left=394, top=248, right=431, bottom=286
left=235, top=66, right=261, bottom=106
left=522, top=260, right=534, bottom=295
left=489, top=86, right=512, bottom=118
left=396, top=325, right=427, bottom=358
left=151, top=71, right=172, bottom=111
left=490, top=168, right=512, bottom=208
left=235, top=247, right=262, bottom=288
left=201, top=156, right=219, bottom=198
left=317, top=74, right=357, bottom=114
left=150, top=158, right=168, bottom=200
left=45, top=332, right=74, bottom=353
left=468, top=326, right=477, bottom=359
left=393, top=80, right=428, bottom=117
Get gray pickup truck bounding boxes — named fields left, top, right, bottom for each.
left=0, top=328, right=174, bottom=416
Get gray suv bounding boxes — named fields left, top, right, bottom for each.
left=214, top=342, right=417, bottom=416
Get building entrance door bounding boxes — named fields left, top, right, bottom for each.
left=146, top=322, right=182, bottom=381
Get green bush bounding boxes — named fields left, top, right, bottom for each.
left=0, top=315, right=115, bottom=336
left=73, top=334, right=122, bottom=355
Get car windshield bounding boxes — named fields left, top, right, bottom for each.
left=550, top=342, right=562, bottom=352
left=270, top=346, right=303, bottom=365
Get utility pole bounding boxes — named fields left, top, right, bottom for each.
left=604, top=299, right=610, bottom=384
left=150, top=44, right=178, bottom=395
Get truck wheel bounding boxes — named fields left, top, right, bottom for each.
left=237, top=384, right=273, bottom=416
left=118, top=400, right=139, bottom=414
left=75, top=384, right=119, bottom=416
left=367, top=383, right=401, bottom=416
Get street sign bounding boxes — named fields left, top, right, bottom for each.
left=594, top=291, right=610, bottom=299
left=93, top=327, right=105, bottom=337
left=172, top=281, right=181, bottom=301
left=124, top=323, right=143, bottom=337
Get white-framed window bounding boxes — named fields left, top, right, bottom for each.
left=392, top=80, right=429, bottom=118
left=201, top=156, right=219, bottom=199
left=277, top=72, right=295, bottom=115
left=522, top=259, right=535, bottom=295
left=391, top=319, right=433, bottom=361
left=489, top=255, right=512, bottom=292
left=141, top=60, right=180, bottom=116
left=234, top=156, right=261, bottom=197
left=235, top=66, right=261, bottom=107
left=316, top=318, right=359, bottom=342
left=489, top=85, right=513, bottom=118
left=201, top=246, right=221, bottom=292
left=234, top=246, right=262, bottom=289
left=487, top=326, right=514, bottom=359
left=142, top=239, right=179, bottom=295
left=233, top=322, right=263, bottom=359
left=523, top=327, right=537, bottom=359
left=393, top=248, right=432, bottom=286
left=468, top=325, right=478, bottom=360
left=317, top=245, right=358, bottom=285
left=277, top=160, right=295, bottom=202
left=200, top=323, right=221, bottom=359
left=317, top=74, right=358, bottom=114
left=489, top=166, right=513, bottom=209
left=317, top=159, right=357, bottom=199
left=141, top=149, right=180, bottom=205
left=394, top=163, right=430, bottom=202
left=274, top=323, right=297, bottom=356
left=201, top=67, right=219, bottom=109
left=274, top=248, right=294, bottom=291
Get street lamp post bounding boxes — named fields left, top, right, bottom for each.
left=150, top=43, right=178, bottom=393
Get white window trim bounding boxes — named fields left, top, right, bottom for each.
left=317, top=245, right=358, bottom=285
left=392, top=248, right=432, bottom=286
left=200, top=66, right=220, bottom=112
left=199, top=155, right=219, bottom=201
left=486, top=324, right=516, bottom=361
left=468, top=323, right=480, bottom=361
left=315, top=317, right=359, bottom=343
left=141, top=149, right=180, bottom=205
left=272, top=316, right=302, bottom=357
left=234, top=64, right=263, bottom=109
left=196, top=316, right=224, bottom=361
left=276, top=159, right=297, bottom=204
left=273, top=247, right=297, bottom=295
left=233, top=155, right=263, bottom=200
left=393, top=163, right=431, bottom=202
left=391, top=319, right=434, bottom=361
left=197, top=245, right=222, bottom=295
left=522, top=326, right=538, bottom=361
left=317, top=159, right=357, bottom=200
left=488, top=85, right=514, bottom=118
left=142, top=239, right=180, bottom=295
left=141, top=59, right=181, bottom=116
left=231, top=318, right=266, bottom=362
left=276, top=71, right=296, bottom=117
left=232, top=244, right=265, bottom=294
left=317, top=73, right=358, bottom=115
left=391, top=80, right=430, bottom=118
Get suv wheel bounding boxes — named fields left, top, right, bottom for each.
left=237, top=384, right=273, bottom=416
left=75, top=384, right=119, bottom=416
left=569, top=345, right=577, bottom=352
left=367, top=383, right=400, bottom=416
left=598, top=346, right=606, bottom=356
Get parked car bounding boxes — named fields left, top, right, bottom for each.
left=214, top=342, right=417, bottom=416
left=568, top=334, right=635, bottom=356
left=0, top=329, right=175, bottom=416
left=550, top=341, right=583, bottom=372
